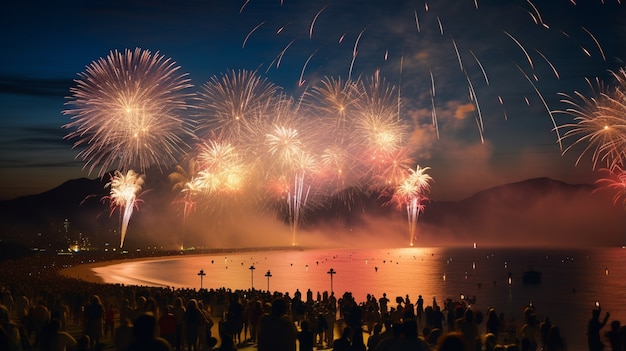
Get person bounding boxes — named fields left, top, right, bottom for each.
left=587, top=307, right=610, bottom=351
left=158, top=305, right=177, bottom=348
left=519, top=307, right=539, bottom=351
left=40, top=318, right=77, bottom=351
left=257, top=298, right=297, bottom=351
left=605, top=320, right=621, bottom=351
left=351, top=326, right=367, bottom=351
left=172, top=297, right=186, bottom=351
left=184, top=299, right=208, bottom=351
left=297, top=320, right=315, bottom=351
left=126, top=312, right=172, bottom=351
left=367, top=323, right=382, bottom=351
left=400, top=319, right=429, bottom=351
left=456, top=308, right=479, bottom=351
left=0, top=304, right=26, bottom=351
left=545, top=325, right=567, bottom=351
left=84, top=295, right=105, bottom=350
left=437, top=332, right=467, bottom=351
left=104, top=303, right=115, bottom=339
left=115, top=318, right=134, bottom=351
left=332, top=326, right=352, bottom=351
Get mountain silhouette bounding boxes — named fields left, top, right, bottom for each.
left=0, top=176, right=623, bottom=249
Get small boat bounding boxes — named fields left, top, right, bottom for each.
left=522, top=270, right=542, bottom=285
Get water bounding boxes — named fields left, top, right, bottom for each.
left=81, top=246, right=626, bottom=349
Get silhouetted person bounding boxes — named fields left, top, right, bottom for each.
left=437, top=332, right=468, bottom=351
left=416, top=295, right=424, bottom=323
left=401, top=319, right=430, bottom=351
left=0, top=304, right=26, bottom=351
left=367, top=323, right=382, bottom=351
left=545, top=325, right=567, bottom=351
left=456, top=308, right=480, bottom=351
left=297, top=320, right=314, bottom=351
left=158, top=305, right=177, bottom=348
left=540, top=317, right=552, bottom=350
left=519, top=307, right=539, bottom=351
left=351, top=326, right=367, bottom=351
left=126, top=312, right=172, bottom=351
left=40, top=318, right=77, bottom=351
left=332, top=325, right=352, bottom=351
left=257, top=298, right=297, bottom=351
left=486, top=308, right=501, bottom=339
left=115, top=317, right=134, bottom=351
left=588, top=307, right=610, bottom=351
left=184, top=299, right=208, bottom=351
left=605, top=320, right=621, bottom=351
left=172, top=297, right=185, bottom=351
left=84, top=294, right=105, bottom=350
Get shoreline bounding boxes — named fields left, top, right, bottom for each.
left=57, top=245, right=322, bottom=285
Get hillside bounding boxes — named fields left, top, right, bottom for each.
left=0, top=176, right=623, bottom=249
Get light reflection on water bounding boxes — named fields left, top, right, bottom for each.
left=89, top=247, right=626, bottom=350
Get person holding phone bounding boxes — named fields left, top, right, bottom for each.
left=587, top=303, right=610, bottom=351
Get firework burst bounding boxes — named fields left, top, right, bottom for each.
left=390, top=165, right=433, bottom=246
left=557, top=68, right=626, bottom=170
left=195, top=69, right=280, bottom=140
left=105, top=170, right=146, bottom=248
left=63, top=48, right=194, bottom=177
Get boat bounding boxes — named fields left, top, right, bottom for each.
left=522, top=269, right=542, bottom=285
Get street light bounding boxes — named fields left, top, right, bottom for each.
left=197, top=269, right=206, bottom=290
left=327, top=268, right=336, bottom=293
left=249, top=265, right=256, bottom=289
left=265, top=270, right=272, bottom=291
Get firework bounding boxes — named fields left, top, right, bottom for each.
left=105, top=170, right=145, bottom=248
left=195, top=69, right=280, bottom=140
left=595, top=166, right=626, bottom=206
left=169, top=158, right=201, bottom=250
left=557, top=68, right=626, bottom=170
left=63, top=48, right=194, bottom=177
left=196, top=140, right=249, bottom=195
left=391, top=165, right=433, bottom=246
left=260, top=97, right=323, bottom=245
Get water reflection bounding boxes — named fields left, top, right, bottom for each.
left=78, top=247, right=626, bottom=350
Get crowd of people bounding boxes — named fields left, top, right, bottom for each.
left=1, top=251, right=625, bottom=351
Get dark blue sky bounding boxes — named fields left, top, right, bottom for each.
left=1, top=0, right=624, bottom=201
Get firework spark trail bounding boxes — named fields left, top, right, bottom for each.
left=414, top=11, right=421, bottom=32
left=348, top=28, right=366, bottom=81
left=516, top=64, right=563, bottom=150
left=534, top=49, right=560, bottom=79
left=63, top=48, right=193, bottom=177
left=243, top=21, right=265, bottom=48
left=582, top=26, right=607, bottom=61
left=469, top=50, right=489, bottom=85
left=299, top=50, right=318, bottom=86
left=452, top=37, right=463, bottom=71
left=503, top=31, right=534, bottom=69
left=310, top=5, right=328, bottom=39
left=105, top=170, right=145, bottom=248
left=464, top=70, right=485, bottom=144
left=269, top=39, right=296, bottom=71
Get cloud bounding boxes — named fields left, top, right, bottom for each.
left=453, top=102, right=476, bottom=120
left=0, top=74, right=72, bottom=98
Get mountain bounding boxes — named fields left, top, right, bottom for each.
left=0, top=176, right=623, bottom=249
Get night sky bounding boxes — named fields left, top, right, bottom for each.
left=1, top=0, right=624, bottom=201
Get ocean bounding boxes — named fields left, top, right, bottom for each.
left=72, top=246, right=626, bottom=349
